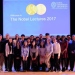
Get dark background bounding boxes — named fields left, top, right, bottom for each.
left=0, top=0, right=75, bottom=36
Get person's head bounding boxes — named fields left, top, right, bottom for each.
left=56, top=35, right=60, bottom=40
left=50, top=35, right=53, bottom=38
left=16, top=41, right=20, bottom=46
left=6, top=34, right=10, bottom=40
left=0, top=34, right=2, bottom=41
left=67, top=35, right=71, bottom=40
left=50, top=35, right=54, bottom=40
left=61, top=35, right=65, bottom=41
left=31, top=40, right=37, bottom=48
left=53, top=37, right=57, bottom=43
left=9, top=38, right=12, bottom=43
left=30, top=35, right=34, bottom=40
left=72, top=35, right=75, bottom=41
left=36, top=37, right=39, bottom=41
left=21, top=34, right=25, bottom=40
left=45, top=33, right=50, bottom=39
left=39, top=34, right=43, bottom=39
left=40, top=40, right=45, bottom=47
left=32, top=40, right=36, bottom=46
left=15, top=34, right=19, bottom=40
left=13, top=40, right=16, bottom=46
left=27, top=38, right=30, bottom=43
left=24, top=41, right=28, bottom=47
left=47, top=39, right=51, bottom=44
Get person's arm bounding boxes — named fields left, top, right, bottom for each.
left=13, top=39, right=16, bottom=47
left=5, top=43, right=9, bottom=57
left=68, top=42, right=71, bottom=54
left=38, top=47, right=41, bottom=56
left=26, top=47, right=29, bottom=58
left=21, top=47, right=24, bottom=57
left=45, top=44, right=53, bottom=57
left=30, top=48, right=32, bottom=58
left=49, top=44, right=53, bottom=55
left=13, top=47, right=16, bottom=57
left=36, top=46, right=38, bottom=58
left=58, top=43, right=61, bottom=59
left=66, top=41, right=68, bottom=50
left=52, top=44, right=54, bottom=58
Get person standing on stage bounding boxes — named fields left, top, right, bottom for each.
left=27, top=38, right=31, bottom=71
left=39, top=40, right=46, bottom=71
left=0, top=34, right=4, bottom=71
left=5, top=38, right=14, bottom=71
left=45, top=38, right=53, bottom=71
left=3, top=34, right=10, bottom=71
left=21, top=41, right=29, bottom=71
left=68, top=35, right=75, bottom=71
left=30, top=40, right=38, bottom=71
left=66, top=35, right=72, bottom=70
left=14, top=41, right=21, bottom=71
left=60, top=35, right=68, bottom=71
left=53, top=37, right=61, bottom=71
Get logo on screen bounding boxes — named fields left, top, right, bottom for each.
left=26, top=4, right=46, bottom=15
left=51, top=2, right=57, bottom=8
left=26, top=4, right=37, bottom=15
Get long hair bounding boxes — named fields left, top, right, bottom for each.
left=23, top=41, right=28, bottom=48
left=8, top=41, right=13, bottom=51
left=31, top=40, right=37, bottom=48
left=40, top=40, right=45, bottom=48
left=16, top=41, right=21, bottom=49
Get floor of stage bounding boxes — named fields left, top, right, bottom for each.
left=0, top=71, right=75, bottom=75
left=1, top=64, right=75, bottom=75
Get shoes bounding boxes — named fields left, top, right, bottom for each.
left=8, top=69, right=12, bottom=72
left=22, top=70, right=27, bottom=72
left=54, top=68, right=56, bottom=72
left=5, top=69, right=8, bottom=71
left=69, top=69, right=73, bottom=71
left=50, top=69, right=53, bottom=72
left=62, top=67, right=65, bottom=72
left=16, top=69, right=20, bottom=72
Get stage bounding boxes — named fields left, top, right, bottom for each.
left=0, top=71, right=75, bottom=75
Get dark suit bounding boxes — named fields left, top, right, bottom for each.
left=3, top=39, right=9, bottom=71
left=68, top=40, right=75, bottom=71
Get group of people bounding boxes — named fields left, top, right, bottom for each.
left=0, top=33, right=75, bottom=72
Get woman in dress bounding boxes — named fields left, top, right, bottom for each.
left=39, top=40, right=46, bottom=71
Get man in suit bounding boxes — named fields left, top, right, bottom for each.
left=3, top=34, right=10, bottom=71
left=68, top=35, right=75, bottom=71
left=0, top=34, right=4, bottom=71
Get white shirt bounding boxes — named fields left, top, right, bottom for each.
left=53, top=42, right=61, bottom=57
left=5, top=43, right=13, bottom=57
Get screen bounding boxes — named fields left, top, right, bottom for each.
left=3, top=0, right=70, bottom=36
